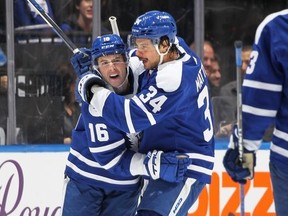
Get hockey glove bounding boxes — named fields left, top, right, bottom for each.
left=223, top=125, right=256, bottom=184
left=71, top=48, right=92, bottom=76
left=77, top=72, right=106, bottom=103
left=144, top=150, right=191, bottom=183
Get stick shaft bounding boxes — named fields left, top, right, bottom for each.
left=234, top=40, right=243, bottom=161
left=26, top=0, right=78, bottom=53
left=234, top=40, right=245, bottom=216
left=109, top=16, right=120, bottom=36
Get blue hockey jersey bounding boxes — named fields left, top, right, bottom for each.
left=242, top=9, right=288, bottom=170
left=90, top=40, right=215, bottom=183
left=64, top=55, right=145, bottom=190
left=14, top=0, right=54, bottom=27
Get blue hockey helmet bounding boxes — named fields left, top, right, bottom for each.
left=91, top=34, right=126, bottom=64
left=131, top=10, right=177, bottom=45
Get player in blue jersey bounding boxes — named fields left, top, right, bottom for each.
left=223, top=9, right=288, bottom=216
left=75, top=10, right=215, bottom=216
left=62, top=34, right=191, bottom=216
left=14, top=0, right=54, bottom=28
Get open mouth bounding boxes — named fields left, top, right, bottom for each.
left=110, top=74, right=119, bottom=79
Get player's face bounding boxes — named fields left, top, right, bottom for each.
left=97, top=54, right=128, bottom=89
left=135, top=39, right=160, bottom=69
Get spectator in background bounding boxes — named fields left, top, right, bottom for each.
left=56, top=63, right=80, bottom=144
left=209, top=54, right=222, bottom=97
left=216, top=45, right=273, bottom=140
left=60, top=0, right=93, bottom=44
left=14, top=0, right=59, bottom=44
left=0, top=74, right=7, bottom=94
left=214, top=46, right=252, bottom=138
left=220, top=45, right=252, bottom=98
left=14, top=0, right=54, bottom=28
left=190, top=40, right=214, bottom=73
left=14, top=0, right=55, bottom=43
left=60, top=0, right=108, bottom=45
left=190, top=40, right=221, bottom=97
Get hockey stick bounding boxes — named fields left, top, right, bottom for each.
left=26, top=0, right=79, bottom=54
left=234, top=40, right=245, bottom=216
left=27, top=0, right=121, bottom=50
left=27, top=0, right=121, bottom=52
left=109, top=16, right=120, bottom=36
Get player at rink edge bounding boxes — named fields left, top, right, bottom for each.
left=62, top=34, right=192, bottom=216
left=223, top=9, right=288, bottom=216
left=74, top=10, right=215, bottom=216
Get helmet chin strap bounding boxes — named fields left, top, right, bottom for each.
left=115, top=66, right=129, bottom=90
left=154, top=44, right=172, bottom=65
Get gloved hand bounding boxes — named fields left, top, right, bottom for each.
left=77, top=72, right=106, bottom=103
left=144, top=150, right=191, bottom=183
left=223, top=125, right=256, bottom=184
left=71, top=48, right=92, bottom=76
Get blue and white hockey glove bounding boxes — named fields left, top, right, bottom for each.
left=144, top=150, right=191, bottom=183
left=223, top=125, right=256, bottom=184
left=71, top=48, right=92, bottom=76
left=77, top=72, right=106, bottom=103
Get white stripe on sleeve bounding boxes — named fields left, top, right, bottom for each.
left=132, top=96, right=156, bottom=125
left=124, top=99, right=136, bottom=133
left=89, top=138, right=125, bottom=153
left=274, top=128, right=288, bottom=142
left=242, top=104, right=277, bottom=117
left=243, top=80, right=282, bottom=92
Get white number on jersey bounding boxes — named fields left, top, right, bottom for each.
left=246, top=50, right=258, bottom=75
left=197, top=85, right=213, bottom=142
left=139, top=84, right=213, bottom=142
left=89, top=123, right=109, bottom=142
left=139, top=86, right=167, bottom=113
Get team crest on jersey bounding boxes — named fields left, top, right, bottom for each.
left=126, top=132, right=143, bottom=151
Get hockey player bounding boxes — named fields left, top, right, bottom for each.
left=62, top=34, right=191, bottom=216
left=75, top=11, right=215, bottom=216
left=223, top=9, right=288, bottom=215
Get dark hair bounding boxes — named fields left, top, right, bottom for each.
left=74, top=0, right=81, bottom=6
left=159, top=35, right=179, bottom=53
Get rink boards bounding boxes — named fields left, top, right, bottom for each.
left=0, top=142, right=274, bottom=216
